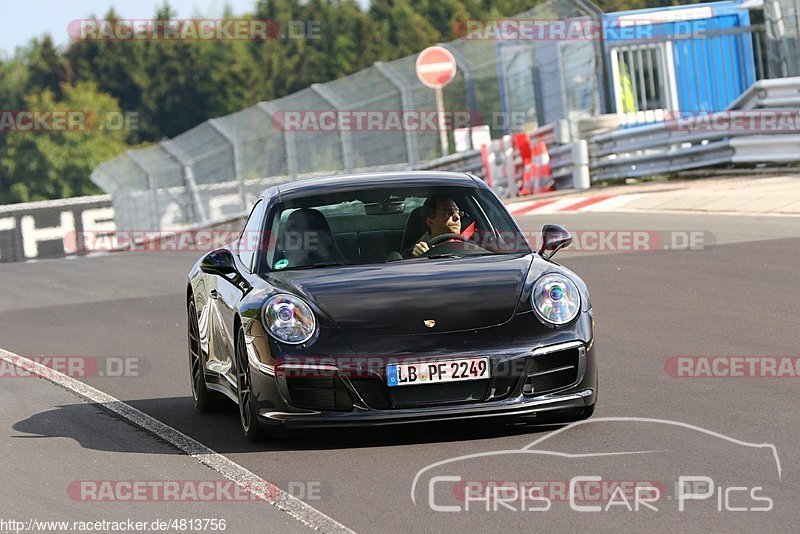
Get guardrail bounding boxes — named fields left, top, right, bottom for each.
left=530, top=115, right=621, bottom=189
left=728, top=76, right=800, bottom=109
left=410, top=116, right=619, bottom=193
left=0, top=195, right=113, bottom=263
left=410, top=149, right=483, bottom=176
left=590, top=112, right=800, bottom=180
left=587, top=77, right=800, bottom=181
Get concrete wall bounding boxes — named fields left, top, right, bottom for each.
left=0, top=196, right=115, bottom=263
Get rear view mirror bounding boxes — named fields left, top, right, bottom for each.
left=364, top=201, right=405, bottom=215
left=539, top=224, right=572, bottom=260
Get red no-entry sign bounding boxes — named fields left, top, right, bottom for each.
left=415, top=46, right=457, bottom=89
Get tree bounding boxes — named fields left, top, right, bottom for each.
left=65, top=8, right=148, bottom=143
left=369, top=0, right=442, bottom=60
left=24, top=35, right=69, bottom=100
left=0, top=82, right=129, bottom=203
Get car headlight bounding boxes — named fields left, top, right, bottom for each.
left=532, top=274, right=581, bottom=325
left=263, top=294, right=316, bottom=344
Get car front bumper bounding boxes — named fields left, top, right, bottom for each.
left=258, top=387, right=595, bottom=428
left=252, top=340, right=598, bottom=429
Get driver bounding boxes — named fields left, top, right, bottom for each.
left=411, top=196, right=462, bottom=257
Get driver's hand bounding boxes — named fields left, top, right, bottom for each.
left=411, top=241, right=429, bottom=257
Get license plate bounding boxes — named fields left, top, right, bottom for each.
left=386, top=357, right=490, bottom=387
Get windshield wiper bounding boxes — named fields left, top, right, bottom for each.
left=427, top=253, right=463, bottom=259
left=428, top=252, right=499, bottom=260
left=278, top=261, right=348, bottom=271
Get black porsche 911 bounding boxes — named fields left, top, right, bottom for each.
left=187, top=171, right=597, bottom=441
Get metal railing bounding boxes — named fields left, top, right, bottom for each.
left=728, top=76, right=800, bottom=109
left=588, top=76, right=800, bottom=180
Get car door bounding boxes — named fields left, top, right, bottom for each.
left=214, top=199, right=266, bottom=389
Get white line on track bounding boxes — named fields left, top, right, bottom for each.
left=0, top=347, right=356, bottom=534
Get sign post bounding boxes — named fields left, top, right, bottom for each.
left=415, top=46, right=457, bottom=157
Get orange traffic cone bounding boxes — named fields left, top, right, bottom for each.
left=520, top=160, right=534, bottom=195
left=513, top=133, right=532, bottom=196
left=528, top=141, right=554, bottom=194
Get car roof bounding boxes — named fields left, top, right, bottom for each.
left=272, top=171, right=484, bottom=200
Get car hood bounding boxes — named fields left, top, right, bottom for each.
left=268, top=254, right=533, bottom=336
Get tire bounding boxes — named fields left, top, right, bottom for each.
left=235, top=326, right=269, bottom=442
left=188, top=299, right=219, bottom=413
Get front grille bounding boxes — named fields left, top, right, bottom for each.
left=349, top=373, right=489, bottom=409
left=285, top=376, right=354, bottom=411
left=345, top=347, right=581, bottom=409
left=349, top=376, right=392, bottom=409
left=389, top=380, right=490, bottom=408
left=523, top=348, right=580, bottom=396
left=486, top=373, right=518, bottom=401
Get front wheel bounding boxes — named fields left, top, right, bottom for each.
left=188, top=299, right=220, bottom=413
left=236, top=326, right=269, bottom=442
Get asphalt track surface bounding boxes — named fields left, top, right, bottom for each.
left=1, top=211, right=799, bottom=533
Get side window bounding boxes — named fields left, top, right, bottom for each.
left=238, top=200, right=265, bottom=272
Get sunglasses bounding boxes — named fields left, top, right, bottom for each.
left=436, top=209, right=464, bottom=219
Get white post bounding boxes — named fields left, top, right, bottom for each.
left=435, top=87, right=449, bottom=157
left=572, top=140, right=591, bottom=190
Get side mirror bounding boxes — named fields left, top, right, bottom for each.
left=539, top=224, right=572, bottom=260
left=200, top=248, right=237, bottom=277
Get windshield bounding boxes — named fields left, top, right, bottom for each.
left=256, top=185, right=531, bottom=272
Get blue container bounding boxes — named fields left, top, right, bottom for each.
left=604, top=1, right=757, bottom=121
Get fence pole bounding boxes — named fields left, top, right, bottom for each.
left=311, top=83, right=354, bottom=171
left=445, top=46, right=477, bottom=117
left=375, top=62, right=419, bottom=164
left=160, top=140, right=209, bottom=224
left=125, top=151, right=160, bottom=231
left=208, top=118, right=247, bottom=211
left=257, top=102, right=297, bottom=180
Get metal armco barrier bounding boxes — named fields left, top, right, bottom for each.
left=731, top=134, right=800, bottom=162
left=589, top=77, right=800, bottom=180
left=410, top=150, right=483, bottom=176
left=729, top=76, right=800, bottom=109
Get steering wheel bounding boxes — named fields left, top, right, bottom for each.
left=427, top=233, right=467, bottom=247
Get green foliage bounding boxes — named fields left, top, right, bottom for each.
left=24, top=36, right=69, bottom=100
left=0, top=82, right=128, bottom=203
